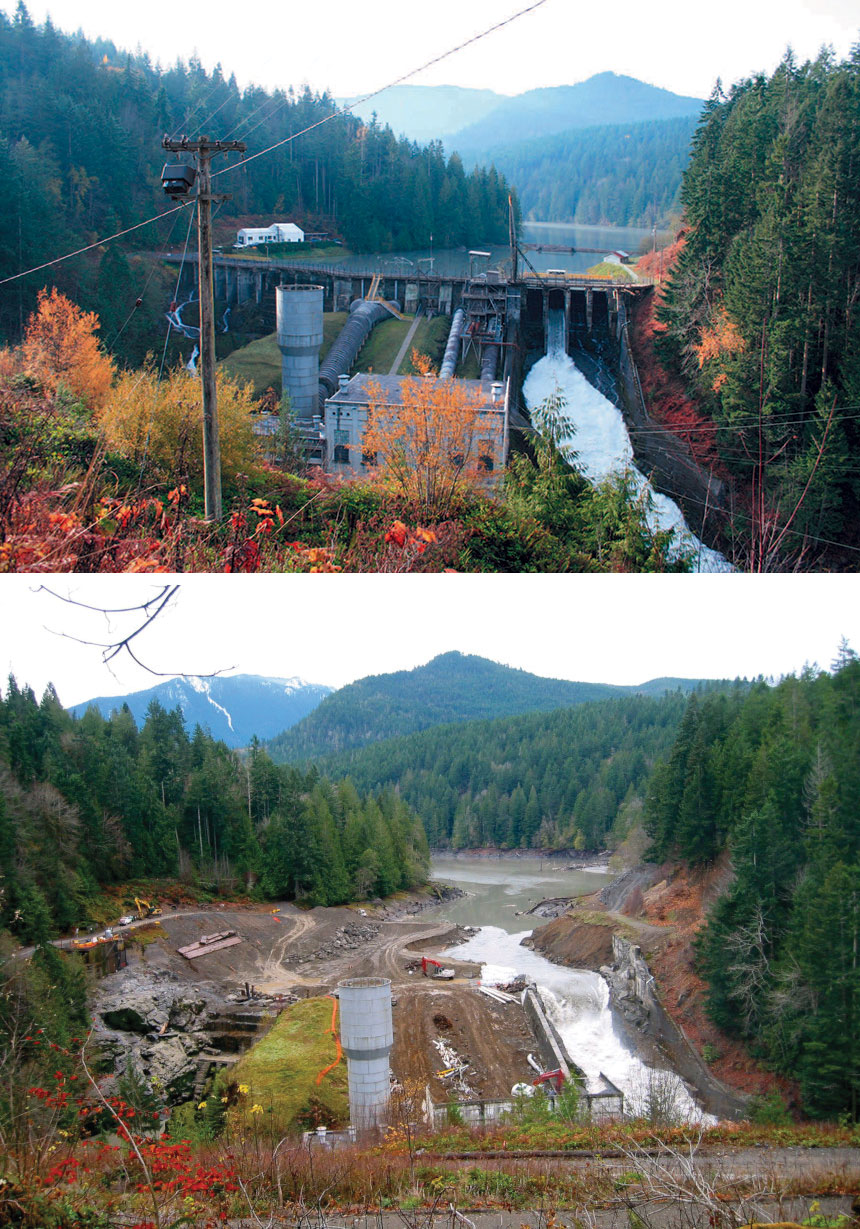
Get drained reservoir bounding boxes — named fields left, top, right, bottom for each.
left=430, top=855, right=712, bottom=1122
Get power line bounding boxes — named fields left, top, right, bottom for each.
left=213, top=0, right=550, bottom=179
left=0, top=0, right=549, bottom=288
left=0, top=199, right=194, bottom=287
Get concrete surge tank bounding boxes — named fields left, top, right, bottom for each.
left=337, top=976, right=393, bottom=1127
left=276, top=285, right=325, bottom=422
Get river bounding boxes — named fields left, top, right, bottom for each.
left=428, top=855, right=712, bottom=1122
left=524, top=311, right=732, bottom=572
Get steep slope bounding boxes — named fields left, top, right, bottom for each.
left=266, top=651, right=713, bottom=763
left=480, top=114, right=697, bottom=226
left=449, top=73, right=702, bottom=156
left=70, top=674, right=332, bottom=748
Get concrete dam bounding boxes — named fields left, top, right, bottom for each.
left=165, top=252, right=727, bottom=556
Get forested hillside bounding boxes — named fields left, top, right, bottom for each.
left=450, top=73, right=702, bottom=155
left=70, top=674, right=332, bottom=748
left=645, top=645, right=860, bottom=1118
left=485, top=116, right=697, bottom=226
left=0, top=5, right=513, bottom=359
left=653, top=49, right=860, bottom=561
left=266, top=651, right=712, bottom=763
left=0, top=678, right=429, bottom=942
left=316, top=690, right=698, bottom=849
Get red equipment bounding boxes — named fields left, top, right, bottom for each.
left=533, top=1068, right=565, bottom=1094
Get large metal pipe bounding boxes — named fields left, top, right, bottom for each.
left=337, top=976, right=393, bottom=1128
left=481, top=344, right=499, bottom=384
left=439, top=308, right=465, bottom=378
left=318, top=300, right=393, bottom=408
left=276, top=285, right=325, bottom=422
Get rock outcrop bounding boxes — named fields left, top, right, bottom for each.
left=602, top=934, right=749, bottom=1121
left=93, top=965, right=220, bottom=1103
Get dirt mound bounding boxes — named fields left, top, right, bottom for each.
left=391, top=985, right=537, bottom=1100
left=526, top=916, right=616, bottom=970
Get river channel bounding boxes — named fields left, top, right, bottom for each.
left=428, top=855, right=711, bottom=1121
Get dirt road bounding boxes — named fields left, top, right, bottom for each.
left=81, top=896, right=539, bottom=1100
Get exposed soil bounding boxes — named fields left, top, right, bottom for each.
left=526, top=916, right=617, bottom=968
left=391, top=983, right=537, bottom=1099
left=523, top=858, right=791, bottom=1104
left=636, top=858, right=796, bottom=1101
left=109, top=892, right=539, bottom=1102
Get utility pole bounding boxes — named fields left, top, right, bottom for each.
left=162, top=134, right=246, bottom=521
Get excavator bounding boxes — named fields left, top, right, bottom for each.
left=532, top=1068, right=565, bottom=1095
left=421, top=956, right=454, bottom=979
left=134, top=896, right=162, bottom=918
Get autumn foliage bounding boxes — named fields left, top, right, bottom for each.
left=98, top=366, right=264, bottom=490
left=21, top=288, right=115, bottom=410
left=362, top=352, right=497, bottom=513
left=630, top=240, right=724, bottom=474
left=694, top=307, right=746, bottom=376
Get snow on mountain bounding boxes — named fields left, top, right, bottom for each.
left=68, top=674, right=333, bottom=749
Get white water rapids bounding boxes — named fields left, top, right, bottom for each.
left=523, top=311, right=732, bottom=573
left=445, top=923, right=713, bottom=1123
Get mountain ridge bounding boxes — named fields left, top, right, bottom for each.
left=265, top=652, right=717, bottom=763
left=448, top=73, right=703, bottom=155
left=69, top=674, right=333, bottom=749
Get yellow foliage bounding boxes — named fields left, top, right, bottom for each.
left=362, top=351, right=496, bottom=513
left=22, top=287, right=115, bottom=409
left=695, top=309, right=746, bottom=368
left=98, top=366, right=264, bottom=489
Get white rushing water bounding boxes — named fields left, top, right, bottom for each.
left=445, top=923, right=712, bottom=1123
left=523, top=312, right=732, bottom=573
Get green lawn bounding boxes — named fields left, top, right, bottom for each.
left=353, top=317, right=413, bottom=374
left=399, top=315, right=452, bottom=374
left=585, top=261, right=637, bottom=282
left=219, top=312, right=348, bottom=397
left=221, top=309, right=455, bottom=396
left=229, top=996, right=348, bottom=1135
left=216, top=244, right=350, bottom=263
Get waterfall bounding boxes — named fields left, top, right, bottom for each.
left=525, top=310, right=732, bottom=573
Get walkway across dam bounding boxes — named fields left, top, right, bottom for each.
left=163, top=252, right=651, bottom=318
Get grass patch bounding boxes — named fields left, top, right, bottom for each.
left=219, top=334, right=282, bottom=397
left=217, top=244, right=350, bottom=262
left=354, top=316, right=413, bottom=374
left=586, top=261, right=637, bottom=281
left=219, top=312, right=348, bottom=397
left=399, top=315, right=451, bottom=374
left=228, top=996, right=348, bottom=1136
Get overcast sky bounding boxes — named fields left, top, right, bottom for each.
left=0, top=575, right=857, bottom=708
left=17, top=0, right=859, bottom=104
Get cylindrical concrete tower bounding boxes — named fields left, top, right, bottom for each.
left=276, top=285, right=325, bottom=422
left=337, top=976, right=393, bottom=1128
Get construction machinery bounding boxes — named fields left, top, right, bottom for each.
left=533, top=1068, right=566, bottom=1095
left=134, top=897, right=162, bottom=918
left=421, top=957, right=455, bottom=979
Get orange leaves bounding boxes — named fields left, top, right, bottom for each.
left=292, top=545, right=341, bottom=573
left=384, top=519, right=408, bottom=547
left=362, top=351, right=495, bottom=513
left=384, top=520, right=437, bottom=553
left=22, top=288, right=114, bottom=410
left=695, top=308, right=746, bottom=368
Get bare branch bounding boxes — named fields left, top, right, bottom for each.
left=35, top=583, right=233, bottom=679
